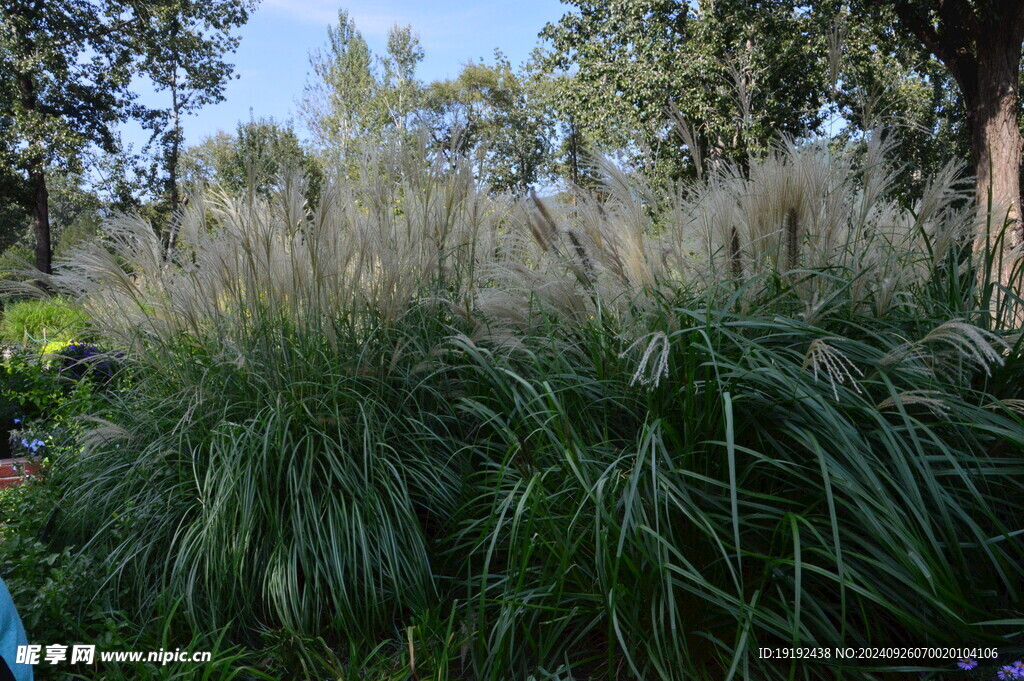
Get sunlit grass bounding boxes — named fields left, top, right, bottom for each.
left=34, top=132, right=1024, bottom=679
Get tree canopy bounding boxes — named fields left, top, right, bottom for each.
left=540, top=0, right=834, bottom=180
left=0, top=0, right=253, bottom=274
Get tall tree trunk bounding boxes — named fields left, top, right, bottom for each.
left=169, top=79, right=181, bottom=215
left=28, top=159, right=51, bottom=276
left=164, top=104, right=182, bottom=256
left=887, top=0, right=1024, bottom=320
left=968, top=34, right=1023, bottom=242
left=165, top=58, right=183, bottom=256
left=16, top=70, right=51, bottom=276
left=963, top=25, right=1024, bottom=321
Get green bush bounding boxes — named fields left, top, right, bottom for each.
left=34, top=135, right=1024, bottom=680
left=1, top=298, right=88, bottom=343
left=0, top=480, right=273, bottom=681
left=0, top=346, right=65, bottom=424
left=0, top=342, right=120, bottom=438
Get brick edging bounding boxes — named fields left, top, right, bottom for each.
left=0, top=457, right=38, bottom=488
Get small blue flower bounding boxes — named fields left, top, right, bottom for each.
left=956, top=658, right=978, bottom=671
left=29, top=438, right=43, bottom=452
left=19, top=438, right=28, bottom=448
left=13, top=417, right=20, bottom=424
left=997, top=665, right=1018, bottom=680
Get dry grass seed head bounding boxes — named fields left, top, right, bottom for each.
left=876, top=390, right=952, bottom=418
left=802, top=337, right=863, bottom=400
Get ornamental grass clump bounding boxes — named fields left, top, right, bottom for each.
left=47, top=134, right=507, bottom=639
left=36, top=131, right=1024, bottom=680
left=449, top=303, right=1024, bottom=680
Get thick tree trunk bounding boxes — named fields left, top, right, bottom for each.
left=969, top=37, right=1023, bottom=243
left=965, top=28, right=1024, bottom=321
left=28, top=160, right=51, bottom=276
left=16, top=68, right=51, bottom=276
left=888, top=0, right=1024, bottom=321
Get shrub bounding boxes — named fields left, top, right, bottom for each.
left=1, top=298, right=88, bottom=344
left=0, top=346, right=65, bottom=424
left=0, top=341, right=121, bottom=433
left=0, top=479, right=273, bottom=681
left=36, top=133, right=1024, bottom=680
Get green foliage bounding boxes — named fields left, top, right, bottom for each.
left=301, top=11, right=553, bottom=193
left=0, top=168, right=107, bottom=263
left=0, top=347, right=63, bottom=423
left=0, top=1, right=134, bottom=177
left=838, top=0, right=1024, bottom=263
left=0, top=478, right=111, bottom=648
left=533, top=0, right=991, bottom=201
left=137, top=0, right=256, bottom=221
left=0, top=1, right=257, bottom=272
left=0, top=388, right=134, bottom=658
left=300, top=9, right=379, bottom=161
left=0, top=199, right=26, bottom=254
left=423, top=52, right=554, bottom=192
left=819, top=1, right=971, bottom=201
left=0, top=342, right=120, bottom=456
left=182, top=117, right=324, bottom=201
left=300, top=11, right=429, bottom=166
left=33, top=140, right=1024, bottom=680
left=1, top=298, right=87, bottom=343
left=379, top=24, right=426, bottom=133
left=1, top=0, right=144, bottom=273
left=540, top=0, right=833, bottom=182
left=0, top=482, right=272, bottom=681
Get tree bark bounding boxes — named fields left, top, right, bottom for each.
left=164, top=93, right=183, bottom=257
left=16, top=67, right=51, bottom=276
left=967, top=25, right=1024, bottom=245
left=169, top=79, right=181, bottom=216
left=28, top=159, right=51, bottom=276
left=164, top=36, right=184, bottom=256
left=890, top=0, right=1024, bottom=319
left=959, top=16, right=1024, bottom=323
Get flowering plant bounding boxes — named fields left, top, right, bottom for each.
left=955, top=658, right=1024, bottom=679
left=17, top=437, right=44, bottom=454
left=52, top=342, right=123, bottom=383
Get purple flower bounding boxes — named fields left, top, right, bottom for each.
left=957, top=658, right=978, bottom=671
left=997, top=665, right=1019, bottom=680
left=12, top=417, right=20, bottom=424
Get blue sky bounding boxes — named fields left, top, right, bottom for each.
left=125, top=0, right=567, bottom=152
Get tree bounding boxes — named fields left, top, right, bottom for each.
left=138, top=0, right=255, bottom=222
left=0, top=1, right=140, bottom=275
left=422, top=54, right=554, bottom=192
left=378, top=25, right=425, bottom=133
left=540, top=0, right=834, bottom=183
left=300, top=9, right=377, bottom=163
left=302, top=12, right=429, bottom=166
left=853, top=1, right=1024, bottom=291
left=181, top=117, right=323, bottom=200
left=525, top=66, right=623, bottom=192
left=0, top=0, right=254, bottom=274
